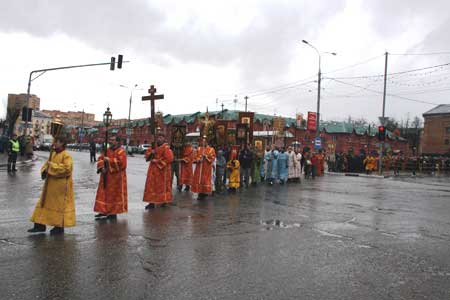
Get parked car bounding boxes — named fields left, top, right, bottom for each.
left=39, top=135, right=53, bottom=151
left=126, top=145, right=140, bottom=154
left=138, top=144, right=151, bottom=154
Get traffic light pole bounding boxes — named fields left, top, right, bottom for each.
left=23, top=58, right=127, bottom=136
left=378, top=52, right=388, bottom=175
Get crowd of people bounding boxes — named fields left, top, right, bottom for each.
left=26, top=133, right=329, bottom=235
left=326, top=151, right=450, bottom=175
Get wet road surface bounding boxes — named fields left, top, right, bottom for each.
left=1, top=151, right=450, bottom=299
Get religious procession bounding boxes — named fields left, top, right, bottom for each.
left=25, top=105, right=327, bottom=235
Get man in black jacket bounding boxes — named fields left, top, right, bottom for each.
left=89, top=140, right=97, bottom=163
left=238, top=144, right=253, bottom=188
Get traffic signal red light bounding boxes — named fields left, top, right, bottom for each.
left=378, top=126, right=386, bottom=141
left=117, top=55, right=123, bottom=69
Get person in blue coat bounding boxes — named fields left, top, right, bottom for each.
left=270, top=147, right=279, bottom=185
left=277, top=147, right=289, bottom=184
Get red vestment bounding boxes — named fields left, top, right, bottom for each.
left=317, top=154, right=324, bottom=176
left=180, top=145, right=194, bottom=186
left=143, top=143, right=174, bottom=204
left=191, top=146, right=216, bottom=194
left=94, top=147, right=128, bottom=214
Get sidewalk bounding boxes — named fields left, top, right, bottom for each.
left=0, top=152, right=39, bottom=168
left=326, top=170, right=437, bottom=179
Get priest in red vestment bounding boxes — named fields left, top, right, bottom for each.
left=191, top=137, right=216, bottom=199
left=94, top=135, right=128, bottom=219
left=179, top=143, right=194, bottom=192
left=143, top=133, right=174, bottom=209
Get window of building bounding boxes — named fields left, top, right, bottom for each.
left=445, top=139, right=449, bottom=145
left=446, top=127, right=450, bottom=135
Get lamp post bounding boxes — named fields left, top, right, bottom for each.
left=103, top=107, right=112, bottom=153
left=302, top=40, right=336, bottom=141
left=120, top=84, right=138, bottom=155
left=102, top=107, right=112, bottom=189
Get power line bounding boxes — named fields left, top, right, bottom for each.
left=328, top=78, right=439, bottom=105
left=332, top=61, right=450, bottom=80
left=323, top=54, right=385, bottom=75
left=249, top=80, right=317, bottom=97
left=390, top=51, right=450, bottom=56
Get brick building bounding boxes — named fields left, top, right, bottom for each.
left=85, top=110, right=408, bottom=155
left=421, top=104, right=450, bottom=155
left=32, top=110, right=52, bottom=139
left=42, top=110, right=96, bottom=128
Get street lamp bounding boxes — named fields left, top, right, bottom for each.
left=302, top=40, right=336, bottom=141
left=120, top=84, right=138, bottom=155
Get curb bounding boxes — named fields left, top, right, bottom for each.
left=0, top=155, right=39, bottom=168
left=326, top=171, right=387, bottom=179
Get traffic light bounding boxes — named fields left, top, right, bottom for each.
left=378, top=125, right=386, bottom=141
left=21, top=107, right=32, bottom=122
left=110, top=57, right=116, bottom=70
left=117, top=54, right=123, bottom=69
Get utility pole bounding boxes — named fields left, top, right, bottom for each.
left=79, top=109, right=84, bottom=151
left=221, top=103, right=224, bottom=118
left=378, top=51, right=388, bottom=175
left=316, top=56, right=322, bottom=139
left=244, top=96, right=248, bottom=112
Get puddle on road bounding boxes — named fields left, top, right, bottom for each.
left=356, top=244, right=373, bottom=249
left=314, top=228, right=352, bottom=240
left=315, top=220, right=358, bottom=232
left=260, top=219, right=301, bottom=230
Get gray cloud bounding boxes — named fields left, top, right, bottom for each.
left=362, top=0, right=449, bottom=38
left=0, top=0, right=345, bottom=75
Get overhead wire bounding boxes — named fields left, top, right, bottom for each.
left=327, top=77, right=440, bottom=105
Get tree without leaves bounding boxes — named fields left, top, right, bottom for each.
left=6, top=107, right=21, bottom=137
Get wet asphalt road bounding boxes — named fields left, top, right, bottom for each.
left=0, top=151, right=450, bottom=300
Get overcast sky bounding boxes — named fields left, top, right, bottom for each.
left=1, top=0, right=450, bottom=124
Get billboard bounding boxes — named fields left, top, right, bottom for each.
left=307, top=111, right=317, bottom=131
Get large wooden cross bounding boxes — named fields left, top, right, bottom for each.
left=142, top=85, right=164, bottom=137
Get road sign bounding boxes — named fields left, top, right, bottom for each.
left=378, top=117, right=388, bottom=126
left=314, top=137, right=321, bottom=149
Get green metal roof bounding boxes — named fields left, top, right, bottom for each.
left=320, top=122, right=354, bottom=134
left=87, top=128, right=98, bottom=134
left=319, top=121, right=405, bottom=140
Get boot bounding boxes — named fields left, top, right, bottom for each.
left=184, top=185, right=190, bottom=192
left=106, top=214, right=117, bottom=219
left=12, top=163, right=17, bottom=172
left=50, top=227, right=64, bottom=235
left=145, top=203, right=155, bottom=210
left=177, top=185, right=183, bottom=192
left=7, top=162, right=11, bottom=172
left=95, top=213, right=107, bottom=218
left=27, top=223, right=46, bottom=233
